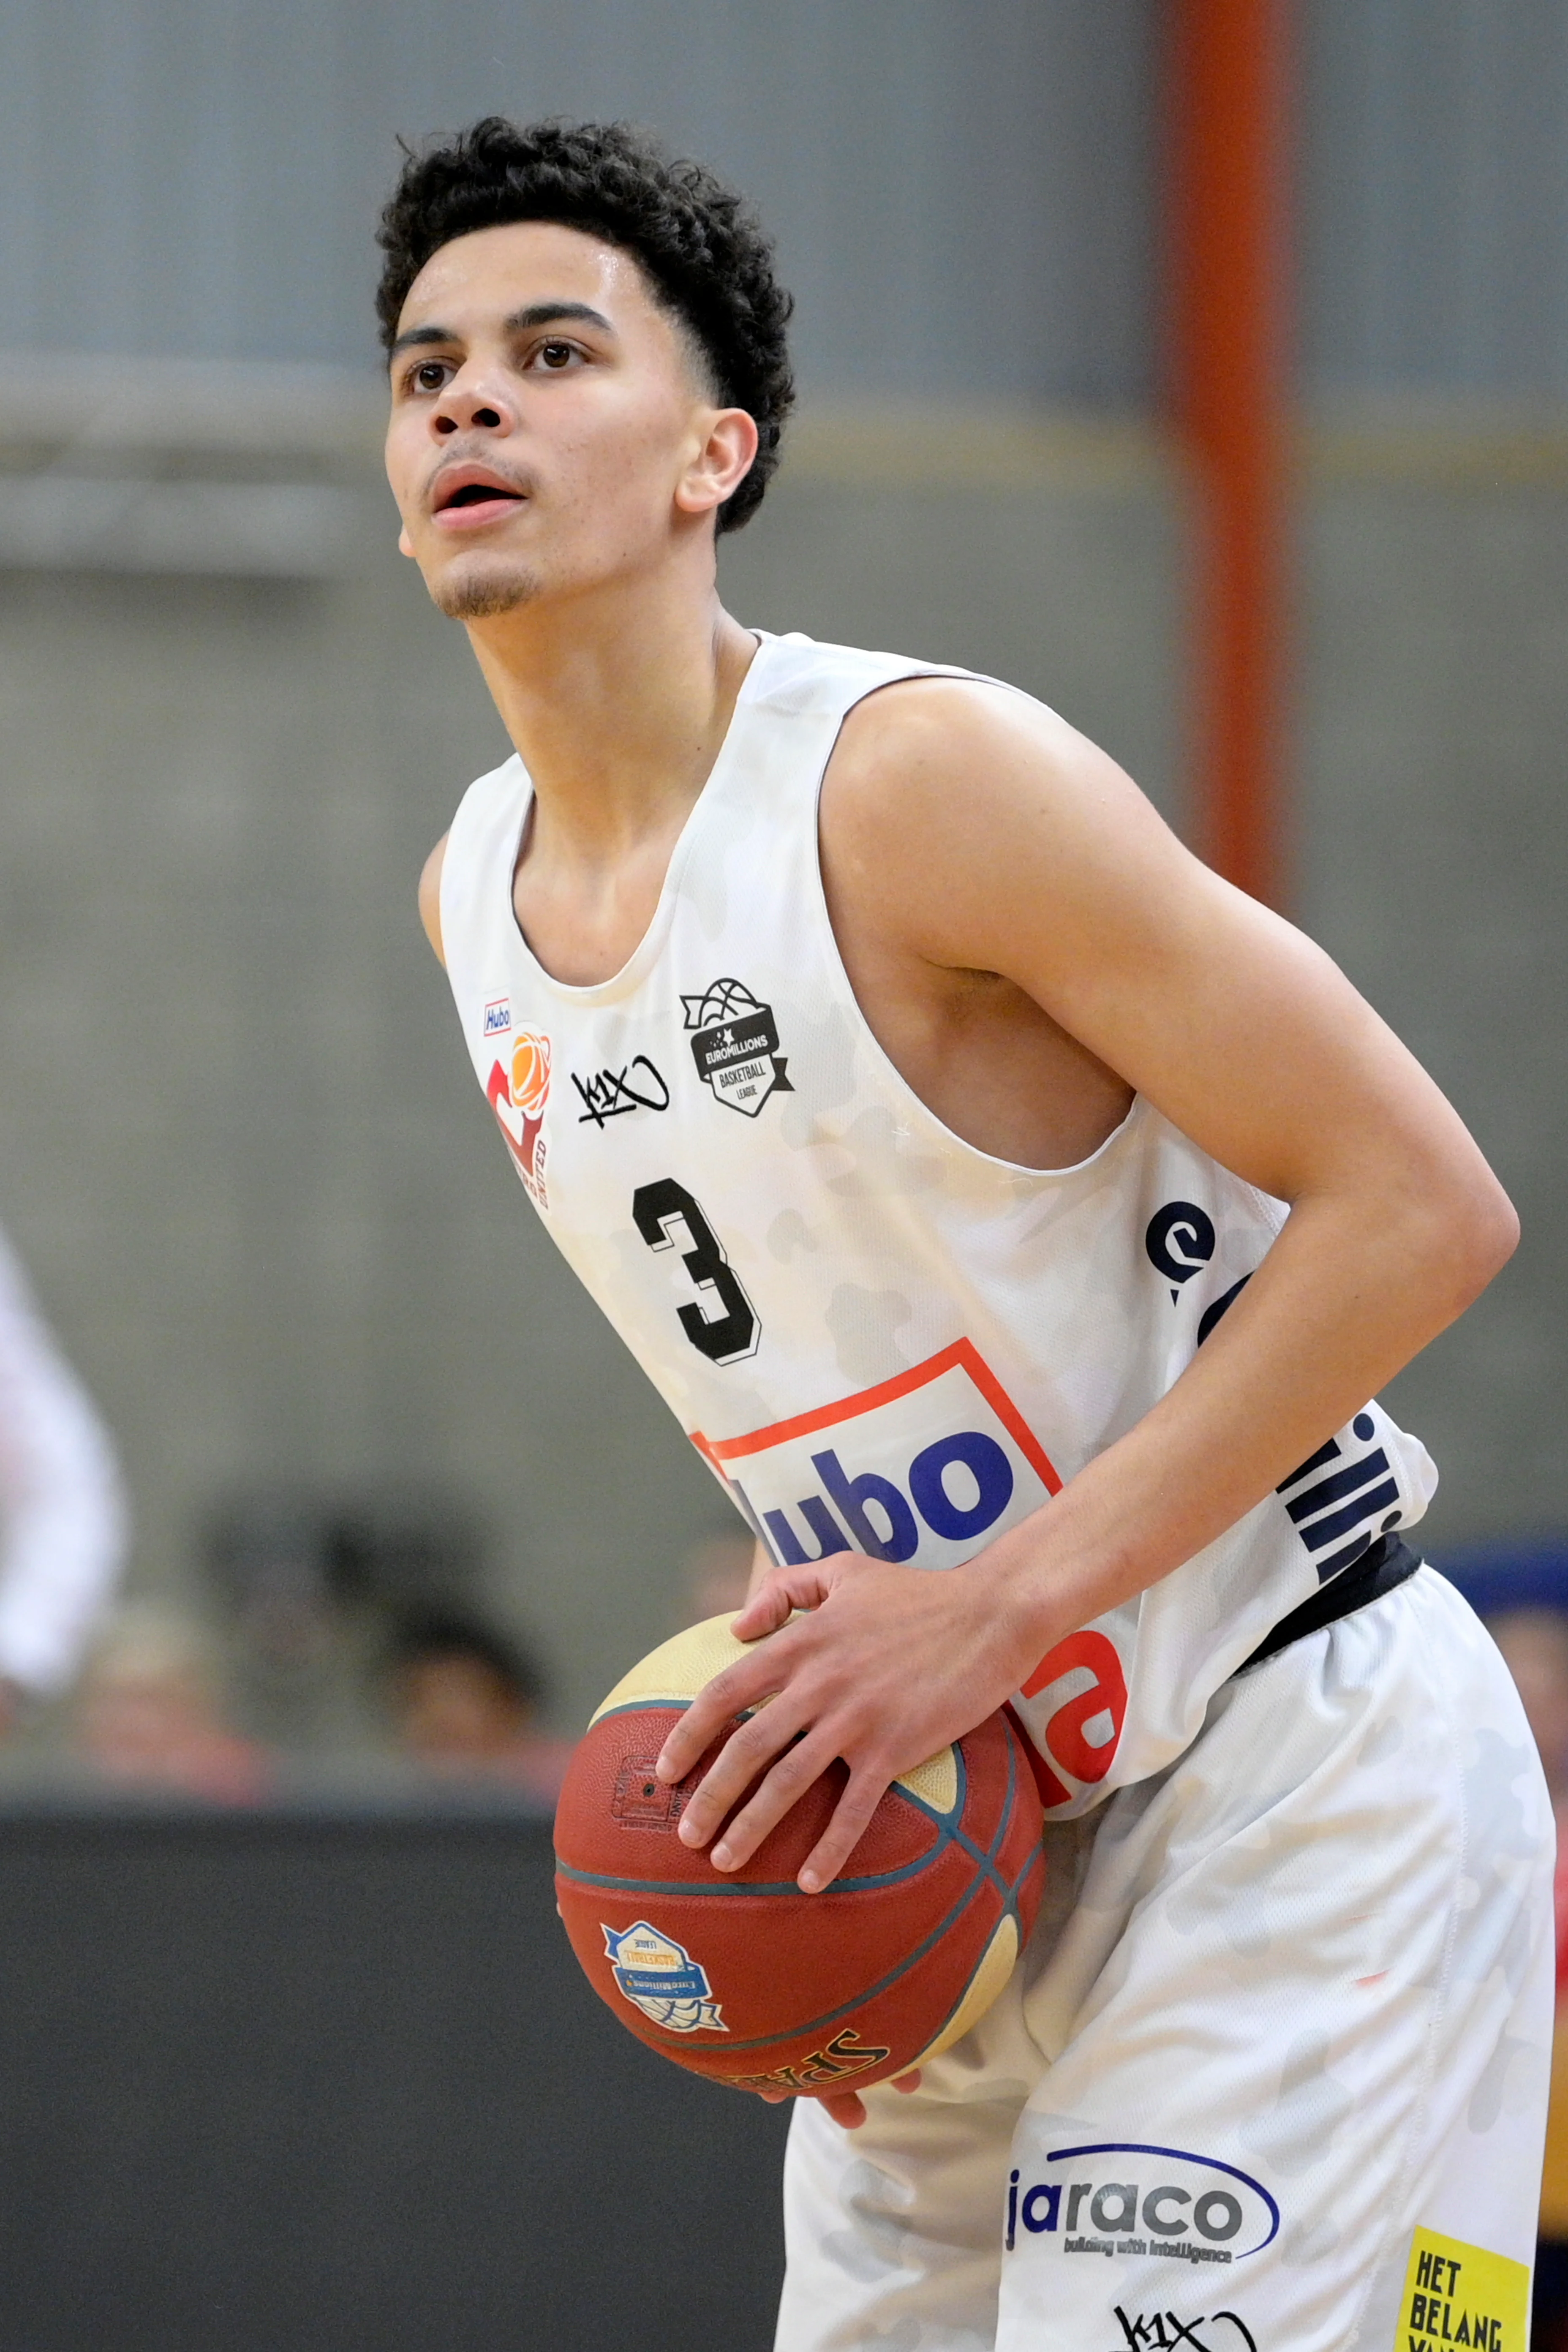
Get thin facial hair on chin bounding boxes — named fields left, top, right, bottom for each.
left=431, top=564, right=542, bottom=621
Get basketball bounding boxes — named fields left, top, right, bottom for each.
left=553, top=1614, right=1046, bottom=2096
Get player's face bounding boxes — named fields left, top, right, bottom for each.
left=384, top=220, right=739, bottom=621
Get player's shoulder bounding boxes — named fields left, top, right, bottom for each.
left=814, top=647, right=1184, bottom=972
left=824, top=661, right=1126, bottom=856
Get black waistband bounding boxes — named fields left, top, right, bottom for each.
left=1237, top=1533, right=1422, bottom=1675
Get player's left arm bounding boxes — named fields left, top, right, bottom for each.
left=419, top=832, right=449, bottom=966
left=657, top=678, right=1517, bottom=1894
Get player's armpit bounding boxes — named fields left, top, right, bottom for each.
left=829, top=678, right=1513, bottom=1293
left=419, top=833, right=449, bottom=966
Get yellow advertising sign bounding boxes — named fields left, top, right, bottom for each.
left=1398, top=2227, right=1530, bottom=2350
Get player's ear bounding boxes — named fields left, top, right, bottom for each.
left=675, top=407, right=759, bottom=521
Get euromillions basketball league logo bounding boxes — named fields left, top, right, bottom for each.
left=602, top=1921, right=729, bottom=2034
left=683, top=977, right=793, bottom=1119
left=484, top=1028, right=552, bottom=1208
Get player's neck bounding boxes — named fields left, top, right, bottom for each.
left=465, top=569, right=757, bottom=860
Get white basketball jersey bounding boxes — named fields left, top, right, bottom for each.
left=438, top=632, right=1437, bottom=1814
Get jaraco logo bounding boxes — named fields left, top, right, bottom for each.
left=693, top=1341, right=1130, bottom=1807
left=1007, top=2143, right=1279, bottom=2269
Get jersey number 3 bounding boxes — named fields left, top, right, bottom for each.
left=633, top=1179, right=760, bottom=1367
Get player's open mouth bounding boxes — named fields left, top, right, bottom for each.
left=431, top=469, right=529, bottom=529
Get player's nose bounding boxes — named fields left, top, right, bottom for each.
left=430, top=365, right=518, bottom=440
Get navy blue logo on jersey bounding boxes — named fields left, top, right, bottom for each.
left=1007, top=2143, right=1278, bottom=2265
left=1277, top=1412, right=1404, bottom=1582
left=1151, top=1206, right=1253, bottom=1342
left=682, top=978, right=794, bottom=1119
left=572, top=1055, right=671, bottom=1127
left=1146, top=1202, right=1217, bottom=1301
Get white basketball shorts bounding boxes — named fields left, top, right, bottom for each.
left=776, top=1568, right=1554, bottom=2351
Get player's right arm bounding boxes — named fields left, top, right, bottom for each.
left=659, top=675, right=1517, bottom=1906
left=419, top=833, right=449, bottom=967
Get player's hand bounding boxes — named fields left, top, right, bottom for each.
left=754, top=2069, right=923, bottom=2130
left=653, top=1545, right=1046, bottom=1891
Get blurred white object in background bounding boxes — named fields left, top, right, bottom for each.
left=0, top=1225, right=126, bottom=1706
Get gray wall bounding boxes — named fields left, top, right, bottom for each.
left=0, top=0, right=1157, bottom=406
left=1300, top=0, right=1568, bottom=398
left=8, top=0, right=1568, bottom=404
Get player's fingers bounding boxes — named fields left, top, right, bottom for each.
left=729, top=1563, right=833, bottom=1639
left=705, top=1725, right=846, bottom=1870
left=893, top=2071, right=923, bottom=2094
left=817, top=2090, right=868, bottom=2129
left=797, top=1762, right=890, bottom=1892
left=653, top=1644, right=797, bottom=1783
left=673, top=1693, right=815, bottom=1847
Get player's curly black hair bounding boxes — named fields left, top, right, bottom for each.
left=376, top=116, right=795, bottom=534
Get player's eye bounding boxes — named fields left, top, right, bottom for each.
left=537, top=340, right=578, bottom=370
left=411, top=360, right=449, bottom=393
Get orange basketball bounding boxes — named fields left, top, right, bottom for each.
left=554, top=1615, right=1046, bottom=2096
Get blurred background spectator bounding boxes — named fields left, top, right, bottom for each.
left=74, top=1604, right=270, bottom=1804
left=0, top=1223, right=125, bottom=1730
left=386, top=1606, right=572, bottom=1803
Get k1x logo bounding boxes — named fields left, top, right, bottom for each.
left=1109, top=2314, right=1256, bottom=2352
left=573, top=1054, right=670, bottom=1127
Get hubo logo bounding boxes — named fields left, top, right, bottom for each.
left=693, top=1342, right=1132, bottom=1807
left=1007, top=2143, right=1279, bottom=2270
left=692, top=1339, right=1062, bottom=1576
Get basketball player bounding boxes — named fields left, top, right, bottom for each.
left=380, top=119, right=1552, bottom=2350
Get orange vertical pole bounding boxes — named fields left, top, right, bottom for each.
left=1167, top=0, right=1291, bottom=907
